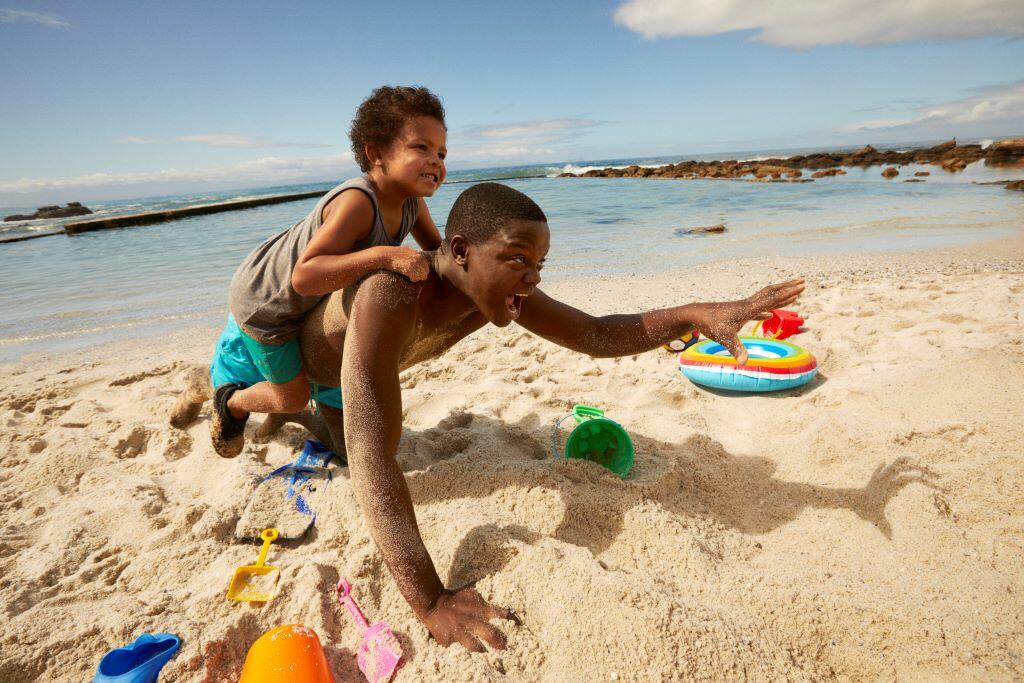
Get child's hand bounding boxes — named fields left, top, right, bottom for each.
left=420, top=586, right=517, bottom=652
left=692, top=278, right=805, bottom=364
left=387, top=246, right=430, bottom=282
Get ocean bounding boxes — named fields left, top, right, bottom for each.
left=1, top=146, right=1022, bottom=363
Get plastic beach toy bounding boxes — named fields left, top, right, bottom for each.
left=752, top=309, right=804, bottom=340
left=236, top=439, right=338, bottom=541
left=553, top=405, right=634, bottom=477
left=227, top=528, right=280, bottom=602
left=336, top=578, right=403, bottom=683
left=239, top=624, right=334, bottom=683
left=93, top=632, right=180, bottom=683
left=663, top=330, right=700, bottom=352
left=678, top=336, right=817, bottom=392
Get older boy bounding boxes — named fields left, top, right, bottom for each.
left=288, top=183, right=805, bottom=651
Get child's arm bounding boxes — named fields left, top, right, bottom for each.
left=411, top=197, right=442, bottom=250
left=292, top=191, right=429, bottom=297
left=517, top=279, right=804, bottom=364
left=341, top=272, right=512, bottom=651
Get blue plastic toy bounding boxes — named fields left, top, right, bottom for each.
left=94, top=633, right=181, bottom=683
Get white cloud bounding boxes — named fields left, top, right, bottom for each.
left=178, top=134, right=263, bottom=148
left=463, top=118, right=603, bottom=140
left=0, top=153, right=355, bottom=194
left=450, top=118, right=603, bottom=166
left=449, top=145, right=558, bottom=166
left=115, top=136, right=159, bottom=144
left=0, top=8, right=70, bottom=28
left=841, top=80, right=1024, bottom=132
left=178, top=134, right=331, bottom=149
left=614, top=0, right=1024, bottom=48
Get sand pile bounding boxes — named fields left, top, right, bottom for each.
left=1, top=246, right=1023, bottom=681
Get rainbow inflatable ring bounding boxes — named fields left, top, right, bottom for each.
left=678, top=336, right=817, bottom=392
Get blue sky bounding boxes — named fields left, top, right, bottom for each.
left=1, top=0, right=1023, bottom=204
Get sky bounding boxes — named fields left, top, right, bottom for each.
left=1, top=0, right=1023, bottom=205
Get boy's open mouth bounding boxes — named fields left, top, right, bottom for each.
left=421, top=172, right=438, bottom=185
left=505, top=293, right=528, bottom=320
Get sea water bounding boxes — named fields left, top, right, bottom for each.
left=0, top=154, right=1021, bottom=362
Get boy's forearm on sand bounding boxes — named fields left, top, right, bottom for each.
left=342, top=366, right=446, bottom=616
left=291, top=246, right=395, bottom=296
left=346, top=429, right=446, bottom=615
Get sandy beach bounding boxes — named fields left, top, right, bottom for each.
left=1, top=233, right=1023, bottom=681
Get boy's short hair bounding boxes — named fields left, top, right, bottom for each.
left=350, top=86, right=446, bottom=172
left=445, top=182, right=547, bottom=245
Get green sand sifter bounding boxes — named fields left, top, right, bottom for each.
left=553, top=405, right=634, bottom=477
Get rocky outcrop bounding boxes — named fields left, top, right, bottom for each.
left=881, top=167, right=900, bottom=178
left=915, top=171, right=931, bottom=176
left=985, top=138, right=1024, bottom=164
left=4, top=202, right=93, bottom=222
left=1006, top=180, right=1024, bottom=191
left=556, top=138, right=1022, bottom=182
left=675, top=224, right=726, bottom=235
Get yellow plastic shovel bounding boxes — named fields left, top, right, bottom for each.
left=227, top=528, right=280, bottom=602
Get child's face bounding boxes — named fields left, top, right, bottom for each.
left=379, top=116, right=447, bottom=196
left=462, top=219, right=550, bottom=327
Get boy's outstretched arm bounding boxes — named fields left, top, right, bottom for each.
left=517, top=279, right=805, bottom=364
left=341, top=272, right=512, bottom=652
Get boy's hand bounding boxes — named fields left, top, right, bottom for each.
left=387, top=246, right=430, bottom=282
left=419, top=586, right=517, bottom=652
left=692, top=278, right=805, bottom=364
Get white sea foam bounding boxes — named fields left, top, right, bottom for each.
left=980, top=139, right=994, bottom=150
left=556, top=162, right=662, bottom=176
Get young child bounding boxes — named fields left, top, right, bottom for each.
left=210, top=85, right=448, bottom=457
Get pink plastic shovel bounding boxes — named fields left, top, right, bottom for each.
left=336, top=578, right=403, bottom=682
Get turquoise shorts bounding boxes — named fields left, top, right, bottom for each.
left=210, top=314, right=343, bottom=409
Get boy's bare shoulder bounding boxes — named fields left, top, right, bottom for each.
left=347, top=269, right=420, bottom=312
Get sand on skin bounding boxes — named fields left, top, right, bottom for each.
left=0, top=236, right=1023, bottom=681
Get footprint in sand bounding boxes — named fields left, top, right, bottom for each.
left=109, top=424, right=151, bottom=458
left=151, top=428, right=192, bottom=461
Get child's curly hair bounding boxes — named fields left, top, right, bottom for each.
left=349, top=86, right=446, bottom=172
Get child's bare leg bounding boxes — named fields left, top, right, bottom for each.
left=169, top=364, right=212, bottom=428
left=212, top=372, right=310, bottom=458
left=227, top=372, right=311, bottom=417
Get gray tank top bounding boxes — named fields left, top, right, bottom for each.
left=228, top=176, right=418, bottom=344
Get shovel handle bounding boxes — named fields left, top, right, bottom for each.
left=255, top=528, right=278, bottom=567
left=336, top=578, right=370, bottom=630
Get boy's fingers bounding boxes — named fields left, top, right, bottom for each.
left=492, top=605, right=520, bottom=624
left=764, top=278, right=803, bottom=293
left=474, top=622, right=508, bottom=650
left=457, top=632, right=487, bottom=653
left=726, top=337, right=748, bottom=364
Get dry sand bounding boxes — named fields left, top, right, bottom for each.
left=1, top=236, right=1023, bottom=681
